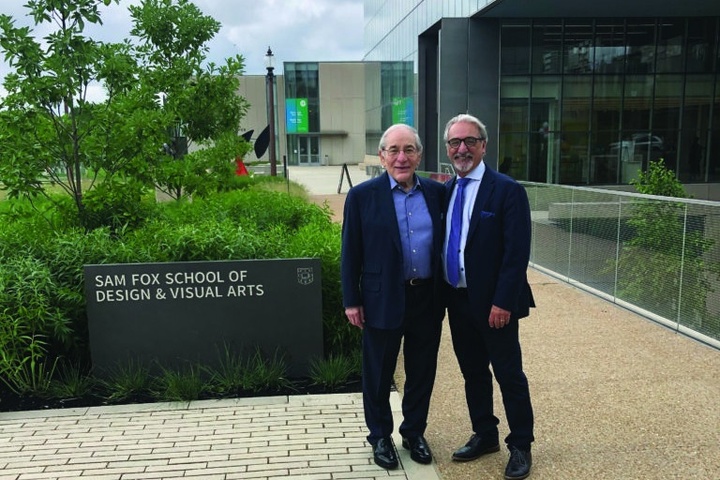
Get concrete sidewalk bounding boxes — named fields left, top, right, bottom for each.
left=1, top=166, right=718, bottom=480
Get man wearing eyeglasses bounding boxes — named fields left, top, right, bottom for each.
left=341, top=123, right=446, bottom=470
left=443, top=114, right=536, bottom=480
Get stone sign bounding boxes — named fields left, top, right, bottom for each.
left=84, top=258, right=323, bottom=377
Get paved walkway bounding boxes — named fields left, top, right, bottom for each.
left=1, top=166, right=718, bottom=480
left=0, top=392, right=434, bottom=480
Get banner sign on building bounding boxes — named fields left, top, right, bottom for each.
left=392, top=96, right=414, bottom=125
left=84, top=258, right=323, bottom=377
left=286, top=98, right=309, bottom=133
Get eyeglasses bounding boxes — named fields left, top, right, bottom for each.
left=383, top=146, right=419, bottom=158
left=447, top=137, right=484, bottom=149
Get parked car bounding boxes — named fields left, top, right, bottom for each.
left=609, top=134, right=664, bottom=155
left=629, top=133, right=664, bottom=151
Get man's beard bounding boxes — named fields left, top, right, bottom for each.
left=452, top=153, right=476, bottom=174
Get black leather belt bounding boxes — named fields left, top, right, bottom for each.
left=405, top=277, right=432, bottom=287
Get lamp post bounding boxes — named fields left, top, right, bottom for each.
left=265, top=47, right=277, bottom=176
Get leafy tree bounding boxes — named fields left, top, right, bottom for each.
left=128, top=0, right=251, bottom=200
left=0, top=0, right=251, bottom=229
left=0, top=0, right=119, bottom=222
left=630, top=157, right=688, bottom=198
left=617, top=159, right=717, bottom=328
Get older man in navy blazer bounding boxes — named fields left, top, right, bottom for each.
left=341, top=124, right=445, bottom=470
left=442, top=114, right=536, bottom=480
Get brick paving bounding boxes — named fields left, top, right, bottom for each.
left=0, top=393, right=439, bottom=480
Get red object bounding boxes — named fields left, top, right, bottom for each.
left=235, top=157, right=249, bottom=176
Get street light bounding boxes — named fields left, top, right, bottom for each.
left=265, top=47, right=277, bottom=176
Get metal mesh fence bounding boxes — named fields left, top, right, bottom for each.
left=524, top=182, right=720, bottom=347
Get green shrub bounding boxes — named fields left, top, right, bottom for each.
left=50, top=362, right=96, bottom=399
left=0, top=179, right=352, bottom=404
left=308, top=354, right=357, bottom=389
left=99, top=359, right=153, bottom=402
left=79, top=178, right=156, bottom=232
left=0, top=333, right=57, bottom=397
left=151, top=364, right=206, bottom=402
left=0, top=256, right=74, bottom=356
left=240, top=347, right=291, bottom=393
left=204, top=344, right=247, bottom=396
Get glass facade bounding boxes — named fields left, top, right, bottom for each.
left=364, top=0, right=491, bottom=61
left=363, top=1, right=493, bottom=156
left=364, top=0, right=720, bottom=187
left=284, top=63, right=321, bottom=165
left=364, top=61, right=415, bottom=154
left=500, top=17, right=720, bottom=185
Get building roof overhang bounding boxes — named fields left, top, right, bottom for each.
left=476, top=0, right=720, bottom=18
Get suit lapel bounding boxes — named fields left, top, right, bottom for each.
left=419, top=177, right=441, bottom=227
left=467, top=168, right=495, bottom=242
left=376, top=172, right=402, bottom=253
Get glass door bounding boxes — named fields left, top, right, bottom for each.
left=298, top=136, right=320, bottom=165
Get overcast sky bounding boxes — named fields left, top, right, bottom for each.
left=0, top=0, right=364, bottom=101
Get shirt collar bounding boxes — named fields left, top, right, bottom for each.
left=388, top=173, right=421, bottom=191
left=459, top=160, right=485, bottom=183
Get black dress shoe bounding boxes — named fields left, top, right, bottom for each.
left=372, top=437, right=398, bottom=470
left=504, top=446, right=532, bottom=480
left=401, top=435, right=433, bottom=464
left=451, top=433, right=500, bottom=462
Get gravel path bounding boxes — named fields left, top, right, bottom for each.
left=310, top=192, right=720, bottom=480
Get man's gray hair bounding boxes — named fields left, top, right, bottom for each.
left=378, top=124, right=424, bottom=153
left=443, top=114, right=487, bottom=142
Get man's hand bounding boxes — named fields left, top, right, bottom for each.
left=489, top=305, right=511, bottom=329
left=345, top=306, right=365, bottom=329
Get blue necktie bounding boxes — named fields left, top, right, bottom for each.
left=447, top=177, right=470, bottom=287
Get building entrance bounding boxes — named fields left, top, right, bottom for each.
left=297, top=136, right=320, bottom=165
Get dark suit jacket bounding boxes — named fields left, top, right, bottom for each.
left=341, top=172, right=446, bottom=329
left=447, top=166, right=535, bottom=323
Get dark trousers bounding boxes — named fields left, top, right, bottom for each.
left=446, top=287, right=535, bottom=450
left=362, top=283, right=442, bottom=444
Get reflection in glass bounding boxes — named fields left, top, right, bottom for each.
left=594, top=20, right=626, bottom=74
left=591, top=129, right=621, bottom=184
left=563, top=21, right=593, bottom=74
left=498, top=133, right=529, bottom=180
left=500, top=77, right=530, bottom=130
left=652, top=75, right=681, bottom=171
left=559, top=131, right=589, bottom=183
left=623, top=75, right=653, bottom=132
left=562, top=76, right=591, bottom=132
left=625, top=20, right=655, bottom=74
left=532, top=21, right=562, bottom=74
left=501, top=24, right=531, bottom=75
left=365, top=61, right=414, bottom=156
left=656, top=19, right=685, bottom=73
left=685, top=18, right=717, bottom=73
left=592, top=75, right=623, bottom=138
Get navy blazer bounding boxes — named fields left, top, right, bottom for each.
left=447, top=166, right=535, bottom=322
left=341, top=172, right=446, bottom=330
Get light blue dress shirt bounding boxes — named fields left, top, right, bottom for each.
left=388, top=175, right=433, bottom=280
